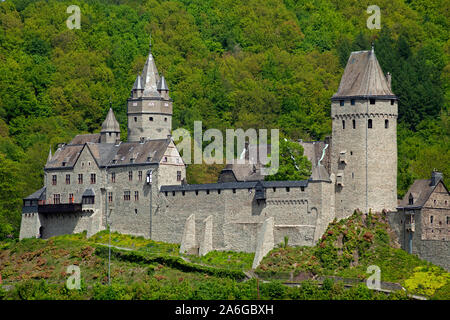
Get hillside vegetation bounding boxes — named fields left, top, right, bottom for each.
left=256, top=210, right=450, bottom=299
left=0, top=0, right=449, bottom=238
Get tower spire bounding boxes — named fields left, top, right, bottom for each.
left=47, top=147, right=52, bottom=164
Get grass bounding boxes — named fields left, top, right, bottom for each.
left=184, top=250, right=254, bottom=271
left=256, top=210, right=450, bottom=299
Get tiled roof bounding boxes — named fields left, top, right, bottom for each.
left=332, top=49, right=396, bottom=100
left=398, top=178, right=448, bottom=209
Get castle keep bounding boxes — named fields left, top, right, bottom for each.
left=21, top=41, right=448, bottom=269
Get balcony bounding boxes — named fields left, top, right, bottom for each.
left=38, top=203, right=82, bottom=214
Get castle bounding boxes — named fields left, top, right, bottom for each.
left=22, top=40, right=440, bottom=268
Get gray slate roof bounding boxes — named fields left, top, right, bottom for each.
left=332, top=49, right=396, bottom=100
left=69, top=134, right=101, bottom=145
left=101, top=108, right=120, bottom=133
left=24, top=187, right=46, bottom=200
left=45, top=138, right=170, bottom=169
left=398, top=178, right=448, bottom=209
left=157, top=75, right=169, bottom=91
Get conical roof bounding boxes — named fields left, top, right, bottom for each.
left=157, top=74, right=169, bottom=91
left=46, top=147, right=52, bottom=164
left=132, top=74, right=143, bottom=90
left=332, top=48, right=396, bottom=100
left=101, top=108, right=120, bottom=133
left=141, top=40, right=160, bottom=97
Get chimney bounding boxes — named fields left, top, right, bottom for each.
left=430, top=170, right=443, bottom=186
left=386, top=72, right=392, bottom=90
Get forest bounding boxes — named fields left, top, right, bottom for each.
left=0, top=0, right=448, bottom=238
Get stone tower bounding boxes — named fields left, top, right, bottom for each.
left=331, top=47, right=398, bottom=218
left=100, top=108, right=120, bottom=143
left=127, top=40, right=172, bottom=142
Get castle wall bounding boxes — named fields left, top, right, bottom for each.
left=152, top=181, right=331, bottom=252
left=19, top=211, right=42, bottom=239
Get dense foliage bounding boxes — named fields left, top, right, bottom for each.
left=256, top=210, right=450, bottom=299
left=0, top=0, right=448, bottom=238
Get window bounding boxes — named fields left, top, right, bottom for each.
left=351, top=99, right=355, bottom=105
left=233, top=189, right=236, bottom=193
left=53, top=194, right=60, bottom=204
left=124, top=191, right=130, bottom=201
left=138, top=171, right=142, bottom=181
left=206, top=190, right=210, bottom=194
left=177, top=171, right=181, bottom=181
left=385, top=119, right=389, bottom=128
left=66, top=174, right=70, bottom=185
left=409, top=194, right=414, bottom=205
left=90, top=173, right=96, bottom=184
left=134, top=191, right=139, bottom=201
left=149, top=117, right=153, bottom=121
left=352, top=172, right=354, bottom=179
left=111, top=172, right=115, bottom=183
left=164, top=117, right=167, bottom=122
left=340, top=100, right=344, bottom=106
left=218, top=189, right=221, bottom=194
left=352, top=119, right=356, bottom=129
left=370, top=98, right=375, bottom=105
left=342, top=120, right=345, bottom=129
left=430, top=216, right=434, bottom=224
left=108, top=192, right=113, bottom=203
left=128, top=171, right=133, bottom=181
left=82, top=196, right=94, bottom=204
left=195, top=190, right=199, bottom=196
left=447, top=217, right=449, bottom=225
left=301, top=187, right=305, bottom=192
left=69, top=193, right=74, bottom=203
left=52, top=175, right=57, bottom=185
left=391, top=99, right=395, bottom=105
left=78, top=174, right=83, bottom=184
left=108, top=132, right=111, bottom=136
left=172, top=191, right=176, bottom=196
left=134, top=117, right=137, bottom=122
left=286, top=187, right=290, bottom=192
left=164, top=156, right=168, bottom=162
left=368, top=119, right=373, bottom=129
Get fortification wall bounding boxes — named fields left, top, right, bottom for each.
left=152, top=181, right=332, bottom=252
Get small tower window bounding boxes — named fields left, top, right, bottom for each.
left=134, top=117, right=137, bottom=122
left=352, top=119, right=356, bottom=129
left=368, top=119, right=373, bottom=129
left=340, top=100, right=344, bottom=106
left=430, top=215, right=434, bottom=224
left=342, top=120, right=345, bottom=129
left=391, top=99, right=395, bottom=105
left=351, top=99, right=355, bottom=105
left=385, top=119, right=389, bottom=128
left=149, top=117, right=153, bottom=121
left=164, top=117, right=167, bottom=122
left=370, top=99, right=375, bottom=105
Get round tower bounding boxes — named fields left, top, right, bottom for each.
left=127, top=39, right=172, bottom=142
left=330, top=47, right=398, bottom=218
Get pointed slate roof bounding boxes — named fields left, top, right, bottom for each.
left=141, top=40, right=160, bottom=98
left=157, top=75, right=169, bottom=91
left=47, top=147, right=52, bottom=164
left=332, top=48, right=396, bottom=100
left=101, top=108, right=120, bottom=133
left=132, top=74, right=143, bottom=90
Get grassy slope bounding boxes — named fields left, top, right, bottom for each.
left=256, top=210, right=450, bottom=299
left=0, top=213, right=448, bottom=299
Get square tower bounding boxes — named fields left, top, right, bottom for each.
left=127, top=41, right=172, bottom=142
left=331, top=47, right=398, bottom=218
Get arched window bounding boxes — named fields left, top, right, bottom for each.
left=352, top=119, right=356, bottom=129
left=385, top=119, right=389, bottom=128
left=368, top=119, right=373, bottom=129
left=342, top=120, right=345, bottom=129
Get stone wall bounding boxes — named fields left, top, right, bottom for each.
left=331, top=99, right=397, bottom=218
left=152, top=180, right=332, bottom=252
